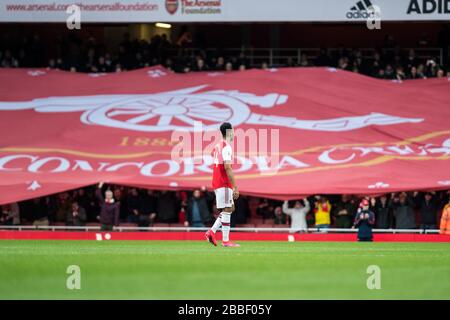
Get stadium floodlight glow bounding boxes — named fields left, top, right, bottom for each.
left=155, top=23, right=172, bottom=29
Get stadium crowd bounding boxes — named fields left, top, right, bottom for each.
left=1, top=29, right=449, bottom=80
left=1, top=184, right=449, bottom=233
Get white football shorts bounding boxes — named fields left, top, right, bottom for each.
left=214, top=187, right=234, bottom=209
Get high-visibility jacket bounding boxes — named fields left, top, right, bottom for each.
left=315, top=201, right=331, bottom=226
left=440, top=204, right=450, bottom=235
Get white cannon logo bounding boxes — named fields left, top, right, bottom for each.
left=0, top=85, right=423, bottom=132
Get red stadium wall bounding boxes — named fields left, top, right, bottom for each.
left=0, top=231, right=448, bottom=242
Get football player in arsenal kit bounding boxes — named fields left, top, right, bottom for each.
left=205, top=122, right=240, bottom=247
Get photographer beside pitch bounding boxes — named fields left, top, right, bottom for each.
left=205, top=122, right=240, bottom=247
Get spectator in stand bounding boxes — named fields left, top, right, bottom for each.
left=333, top=195, right=357, bottom=228
left=66, top=201, right=87, bottom=227
left=416, top=64, right=426, bottom=79
left=440, top=197, right=450, bottom=235
left=365, top=51, right=379, bottom=76
left=113, top=187, right=128, bottom=221
left=282, top=199, right=310, bottom=233
left=176, top=28, right=192, bottom=47
left=85, top=47, right=96, bottom=72
left=370, top=195, right=392, bottom=229
left=314, top=196, right=332, bottom=231
left=30, top=197, right=49, bottom=226
left=127, top=188, right=142, bottom=223
left=1, top=49, right=18, bottom=68
left=425, top=59, right=439, bottom=77
left=199, top=186, right=215, bottom=214
left=315, top=48, right=332, bottom=67
left=232, top=195, right=250, bottom=226
left=75, top=188, right=96, bottom=222
left=256, top=198, right=273, bottom=222
left=0, top=203, right=20, bottom=225
left=194, top=58, right=209, bottom=72
left=285, top=56, right=298, bottom=67
left=96, top=182, right=120, bottom=231
left=94, top=56, right=111, bottom=73
left=185, top=189, right=211, bottom=228
left=405, top=49, right=417, bottom=70
left=2, top=28, right=449, bottom=83
left=237, top=52, right=248, bottom=67
left=390, top=192, right=416, bottom=229
left=215, top=56, right=225, bottom=70
left=47, top=58, right=57, bottom=69
left=54, top=192, right=72, bottom=223
left=157, top=191, right=179, bottom=223
left=376, top=68, right=386, bottom=79
left=140, top=190, right=158, bottom=227
left=353, top=199, right=375, bottom=242
left=273, top=206, right=287, bottom=225
left=178, top=191, right=188, bottom=223
left=337, top=57, right=350, bottom=71
left=395, top=66, right=406, bottom=81
left=135, top=52, right=147, bottom=69
left=415, top=192, right=439, bottom=230
left=225, top=62, right=233, bottom=71
left=299, top=54, right=309, bottom=67
left=409, top=66, right=425, bottom=79
left=384, top=64, right=395, bottom=79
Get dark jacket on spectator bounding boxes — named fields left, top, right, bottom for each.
left=156, top=191, right=179, bottom=223
left=372, top=199, right=392, bottom=229
left=30, top=198, right=48, bottom=221
left=127, top=194, right=142, bottom=217
left=232, top=196, right=251, bottom=226
left=186, top=196, right=211, bottom=225
left=66, top=206, right=87, bottom=226
left=76, top=192, right=95, bottom=221
left=416, top=195, right=438, bottom=226
left=96, top=189, right=120, bottom=226
left=140, top=192, right=158, bottom=215
left=390, top=196, right=416, bottom=229
left=333, top=199, right=357, bottom=228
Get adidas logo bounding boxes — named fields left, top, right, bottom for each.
left=346, top=0, right=376, bottom=19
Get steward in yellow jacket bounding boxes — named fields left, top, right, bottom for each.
left=440, top=204, right=450, bottom=235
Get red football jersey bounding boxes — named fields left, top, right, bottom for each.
left=212, top=140, right=233, bottom=190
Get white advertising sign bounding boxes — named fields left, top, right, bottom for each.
left=0, top=0, right=449, bottom=22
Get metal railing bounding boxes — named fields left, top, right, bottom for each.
left=168, top=47, right=444, bottom=67
left=0, top=225, right=440, bottom=234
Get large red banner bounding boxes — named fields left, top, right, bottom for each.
left=0, top=66, right=449, bottom=204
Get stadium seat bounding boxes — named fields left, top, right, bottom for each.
left=86, top=223, right=101, bottom=227
left=235, top=223, right=255, bottom=228
left=169, top=223, right=185, bottom=227
left=255, top=224, right=274, bottom=228
left=251, top=218, right=264, bottom=225
left=119, top=223, right=138, bottom=228
left=152, top=223, right=170, bottom=228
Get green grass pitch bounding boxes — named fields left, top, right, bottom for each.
left=0, top=240, right=449, bottom=299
